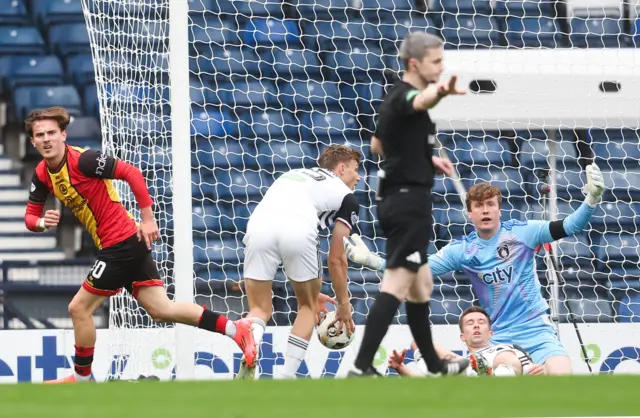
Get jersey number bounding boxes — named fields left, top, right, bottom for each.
left=91, top=260, right=107, bottom=279
left=283, top=169, right=327, bottom=182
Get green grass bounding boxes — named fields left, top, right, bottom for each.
left=1, top=376, right=639, bottom=418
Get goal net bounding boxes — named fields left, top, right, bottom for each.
left=81, top=0, right=640, bottom=379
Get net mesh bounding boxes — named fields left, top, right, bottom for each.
left=80, top=0, right=640, bottom=379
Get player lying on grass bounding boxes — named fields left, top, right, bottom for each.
left=388, top=306, right=544, bottom=377
left=237, top=145, right=361, bottom=379
left=24, top=107, right=256, bottom=383
left=345, top=165, right=605, bottom=375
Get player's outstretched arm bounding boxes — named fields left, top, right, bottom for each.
left=413, top=75, right=466, bottom=112
left=388, top=349, right=419, bottom=377
left=343, top=234, right=385, bottom=271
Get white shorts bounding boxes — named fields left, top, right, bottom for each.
left=242, top=215, right=322, bottom=282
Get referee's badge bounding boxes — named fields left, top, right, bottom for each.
left=497, top=244, right=510, bottom=260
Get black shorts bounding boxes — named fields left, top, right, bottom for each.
left=377, top=187, right=433, bottom=272
left=82, top=233, right=163, bottom=298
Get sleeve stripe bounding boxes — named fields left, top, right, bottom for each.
left=108, top=159, right=118, bottom=178
left=336, top=218, right=352, bottom=229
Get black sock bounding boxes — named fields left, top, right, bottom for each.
left=406, top=301, right=443, bottom=373
left=354, top=292, right=401, bottom=371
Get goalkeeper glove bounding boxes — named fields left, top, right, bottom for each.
left=584, top=163, right=605, bottom=207
left=343, top=234, right=384, bottom=271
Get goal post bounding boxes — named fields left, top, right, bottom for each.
left=80, top=0, right=640, bottom=379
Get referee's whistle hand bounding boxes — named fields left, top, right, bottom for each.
left=432, top=156, right=454, bottom=177
left=436, top=75, right=466, bottom=97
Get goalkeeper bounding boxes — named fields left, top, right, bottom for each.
left=345, top=164, right=605, bottom=374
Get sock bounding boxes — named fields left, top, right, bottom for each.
left=354, top=292, right=401, bottom=371
left=198, top=308, right=236, bottom=338
left=283, top=334, right=308, bottom=378
left=494, top=364, right=516, bottom=376
left=250, top=317, right=266, bottom=346
left=406, top=301, right=442, bottom=373
left=74, top=345, right=94, bottom=381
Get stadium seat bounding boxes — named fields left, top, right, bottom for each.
left=241, top=18, right=300, bottom=47
left=339, top=82, right=384, bottom=117
left=0, top=27, right=46, bottom=55
left=192, top=204, right=230, bottom=235
left=465, top=167, right=527, bottom=200
left=569, top=11, right=623, bottom=48
left=66, top=116, right=101, bottom=149
left=104, top=83, right=170, bottom=115
left=48, top=23, right=91, bottom=56
left=454, top=138, right=514, bottom=167
left=232, top=0, right=285, bottom=18
left=441, top=15, right=501, bottom=49
left=239, top=109, right=299, bottom=140
left=325, top=46, right=385, bottom=82
left=138, top=145, right=171, bottom=170
left=13, top=85, right=82, bottom=120
left=259, top=48, right=322, bottom=79
left=304, top=111, right=359, bottom=143
left=556, top=233, right=594, bottom=270
left=279, top=80, right=341, bottom=111
left=437, top=0, right=492, bottom=14
left=432, top=175, right=462, bottom=201
left=189, top=17, right=238, bottom=51
left=360, top=0, right=414, bottom=18
left=193, top=238, right=243, bottom=266
left=596, top=233, right=640, bottom=269
left=227, top=80, right=279, bottom=109
left=590, top=201, right=640, bottom=232
left=436, top=203, right=474, bottom=238
left=191, top=107, right=239, bottom=139
left=566, top=295, right=614, bottom=323
left=0, top=0, right=28, bottom=25
left=304, top=19, right=379, bottom=51
left=192, top=139, right=257, bottom=170
left=294, top=0, right=357, bottom=20
left=188, top=0, right=234, bottom=15
left=615, top=295, right=640, bottom=323
left=0, top=55, right=64, bottom=91
left=505, top=16, right=561, bottom=48
left=593, top=140, right=640, bottom=170
left=190, top=79, right=221, bottom=106
left=38, top=0, right=84, bottom=28
left=602, top=169, right=640, bottom=201
left=83, top=83, right=98, bottom=117
left=495, top=0, right=556, bottom=17
left=376, top=12, right=439, bottom=53
left=214, top=169, right=273, bottom=200
left=66, top=54, right=95, bottom=87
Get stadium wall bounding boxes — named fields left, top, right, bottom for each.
left=0, top=325, right=639, bottom=383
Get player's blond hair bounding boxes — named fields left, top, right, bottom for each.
left=465, top=183, right=502, bottom=212
left=318, top=145, right=362, bottom=170
left=458, top=306, right=491, bottom=332
left=24, top=106, right=71, bottom=137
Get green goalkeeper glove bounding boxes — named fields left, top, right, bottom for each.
left=584, top=163, right=605, bottom=207
left=343, top=234, right=384, bottom=271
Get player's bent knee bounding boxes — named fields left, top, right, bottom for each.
left=494, top=351, right=523, bottom=375
left=543, top=355, right=572, bottom=375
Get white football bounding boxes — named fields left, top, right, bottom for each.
left=316, top=310, right=355, bottom=350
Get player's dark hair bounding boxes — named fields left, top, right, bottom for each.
left=318, top=145, right=362, bottom=170
left=25, top=106, right=71, bottom=137
left=465, top=183, right=502, bottom=212
left=399, top=32, right=444, bottom=70
left=458, top=306, right=491, bottom=332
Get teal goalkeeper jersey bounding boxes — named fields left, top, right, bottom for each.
left=429, top=219, right=554, bottom=333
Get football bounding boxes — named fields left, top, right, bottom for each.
left=316, top=310, right=355, bottom=350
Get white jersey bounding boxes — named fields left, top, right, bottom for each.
left=250, top=167, right=360, bottom=232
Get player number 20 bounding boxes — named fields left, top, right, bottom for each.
left=91, top=260, right=107, bottom=279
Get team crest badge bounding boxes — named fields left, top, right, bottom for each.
left=497, top=244, right=510, bottom=260
left=59, top=184, right=68, bottom=195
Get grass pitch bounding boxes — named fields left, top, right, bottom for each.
left=1, top=375, right=638, bottom=418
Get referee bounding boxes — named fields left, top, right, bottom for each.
left=350, top=32, right=469, bottom=376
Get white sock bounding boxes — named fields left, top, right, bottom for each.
left=494, top=364, right=516, bottom=376
left=250, top=317, right=266, bottom=347
left=225, top=321, right=236, bottom=338
left=74, top=371, right=92, bottom=382
left=283, top=334, right=308, bottom=378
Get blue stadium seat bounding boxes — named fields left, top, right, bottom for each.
left=435, top=203, right=473, bottom=238
left=294, top=0, right=357, bottom=20
left=104, top=83, right=170, bottom=114
left=241, top=18, right=300, bottom=47
left=305, top=111, right=359, bottom=143
left=189, top=17, right=238, bottom=51
left=339, top=82, right=384, bottom=116
left=591, top=201, right=640, bottom=232
left=232, top=0, right=285, bottom=18
left=566, top=295, right=614, bottom=323
left=597, top=233, right=640, bottom=268
left=505, top=16, right=561, bottom=48
left=465, top=167, right=526, bottom=199
left=0, top=0, right=28, bottom=25
left=260, top=48, right=321, bottom=79
left=193, top=238, right=243, bottom=266
left=239, top=109, right=298, bottom=139
left=48, top=23, right=90, bottom=56
left=432, top=175, right=461, bottom=200
left=190, top=79, right=223, bottom=106
left=376, top=12, right=438, bottom=52
left=593, top=140, right=640, bottom=170
left=0, top=27, right=45, bottom=55
left=602, top=169, right=640, bottom=201
left=192, top=139, right=257, bottom=169
left=279, top=80, right=341, bottom=111
left=192, top=204, right=224, bottom=235
left=257, top=140, right=318, bottom=171
left=13, top=85, right=82, bottom=120
left=519, top=139, right=579, bottom=171
left=188, top=0, right=234, bottom=15
left=228, top=80, right=279, bottom=109
left=138, top=145, right=171, bottom=170
left=191, top=171, right=216, bottom=201
left=615, top=295, right=640, bottom=323
left=495, top=0, right=555, bottom=17
left=39, top=0, right=84, bottom=28
left=441, top=15, right=501, bottom=48
left=66, top=116, right=101, bottom=148
left=556, top=233, right=594, bottom=270
left=455, top=138, right=513, bottom=167
left=360, top=0, right=414, bottom=18
left=214, top=169, right=273, bottom=200
left=438, top=0, right=492, bottom=14
left=304, top=19, right=379, bottom=51
left=191, top=107, right=239, bottom=139
left=325, top=46, right=385, bottom=82
left=0, top=55, right=63, bottom=91
left=83, top=83, right=98, bottom=117
left=65, top=54, right=95, bottom=87
left=570, top=14, right=622, bottom=48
